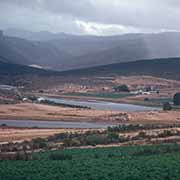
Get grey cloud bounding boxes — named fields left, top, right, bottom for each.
left=0, top=0, right=180, bottom=35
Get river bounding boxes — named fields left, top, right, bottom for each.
left=0, top=98, right=159, bottom=129
left=46, top=97, right=160, bottom=112
left=0, top=120, right=115, bottom=129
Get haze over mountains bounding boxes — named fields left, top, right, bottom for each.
left=1, top=29, right=180, bottom=71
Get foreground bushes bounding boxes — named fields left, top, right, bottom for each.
left=107, top=124, right=180, bottom=132
left=2, top=144, right=180, bottom=180
left=49, top=152, right=72, bottom=160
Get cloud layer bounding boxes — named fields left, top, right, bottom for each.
left=0, top=0, right=180, bottom=35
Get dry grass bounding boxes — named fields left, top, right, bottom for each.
left=0, top=103, right=119, bottom=122
left=0, top=128, right=82, bottom=143
left=0, top=103, right=180, bottom=125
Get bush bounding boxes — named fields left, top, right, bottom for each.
left=173, top=93, right=180, bottom=106
left=163, top=102, right=172, bottom=111
left=63, top=138, right=72, bottom=147
left=38, top=90, right=44, bottom=93
left=158, top=130, right=173, bottom=138
left=32, top=138, right=47, bottom=149
left=1, top=123, right=7, bottom=127
left=28, top=96, right=37, bottom=102
left=138, top=131, right=147, bottom=138
left=113, top=84, right=130, bottom=92
left=85, top=134, right=107, bottom=146
left=49, top=152, right=72, bottom=160
left=107, top=132, right=119, bottom=143
left=63, top=138, right=81, bottom=147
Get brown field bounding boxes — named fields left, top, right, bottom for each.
left=37, top=75, right=180, bottom=94
left=0, top=128, right=81, bottom=143
left=0, top=103, right=180, bottom=125
left=0, top=103, right=119, bottom=122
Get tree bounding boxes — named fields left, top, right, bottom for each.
left=113, top=84, right=130, bottom=92
left=173, top=93, right=180, bottom=106
left=163, top=102, right=172, bottom=111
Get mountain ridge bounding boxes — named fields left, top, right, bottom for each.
left=2, top=29, right=180, bottom=71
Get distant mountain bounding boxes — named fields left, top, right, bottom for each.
left=2, top=29, right=180, bottom=71
left=4, top=28, right=70, bottom=41
left=0, top=33, right=73, bottom=70
left=0, top=36, right=29, bottom=65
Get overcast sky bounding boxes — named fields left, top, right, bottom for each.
left=0, top=0, right=180, bottom=35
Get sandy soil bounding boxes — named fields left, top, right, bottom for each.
left=128, top=111, right=180, bottom=124
left=0, top=128, right=81, bottom=143
left=0, top=103, right=119, bottom=122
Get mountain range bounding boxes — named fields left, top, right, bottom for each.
left=1, top=29, right=180, bottom=71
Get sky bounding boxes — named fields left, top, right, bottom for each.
left=0, top=0, right=180, bottom=35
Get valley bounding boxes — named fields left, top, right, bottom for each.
left=0, top=72, right=180, bottom=145
left=2, top=1, right=180, bottom=179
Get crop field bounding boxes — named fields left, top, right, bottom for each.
left=147, top=97, right=173, bottom=104
left=1, top=144, right=180, bottom=180
left=63, top=92, right=133, bottom=99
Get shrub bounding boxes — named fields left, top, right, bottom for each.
left=173, top=93, right=180, bottom=106
left=158, top=130, right=173, bottom=138
left=69, top=139, right=81, bottom=147
left=38, top=142, right=48, bottom=149
left=38, top=90, right=44, bottom=93
left=107, top=132, right=119, bottom=143
left=63, top=138, right=72, bottom=147
left=163, top=102, right=172, bottom=111
left=32, top=138, right=46, bottom=144
left=85, top=134, right=107, bottom=146
left=94, top=153, right=100, bottom=159
left=49, top=152, right=72, bottom=160
left=138, top=131, right=147, bottom=138
left=32, top=138, right=47, bottom=149
left=113, top=84, right=130, bottom=92
left=1, top=123, right=7, bottom=127
left=28, top=96, right=37, bottom=102
left=144, top=98, right=149, bottom=101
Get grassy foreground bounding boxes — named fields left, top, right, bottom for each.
left=1, top=144, right=180, bottom=180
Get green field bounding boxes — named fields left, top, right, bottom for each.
left=63, top=92, right=133, bottom=99
left=147, top=98, right=173, bottom=104
left=1, top=144, right=180, bottom=180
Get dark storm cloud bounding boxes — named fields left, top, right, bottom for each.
left=0, top=0, right=180, bottom=35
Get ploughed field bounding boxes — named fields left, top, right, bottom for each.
left=1, top=144, right=180, bottom=180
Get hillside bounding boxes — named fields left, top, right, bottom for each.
left=0, top=61, right=53, bottom=76
left=0, top=59, right=59, bottom=86
left=1, top=57, right=180, bottom=79
left=59, top=58, right=180, bottom=80
left=1, top=56, right=180, bottom=89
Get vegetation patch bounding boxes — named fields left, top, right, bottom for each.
left=63, top=92, right=133, bottom=99
left=1, top=144, right=180, bottom=179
